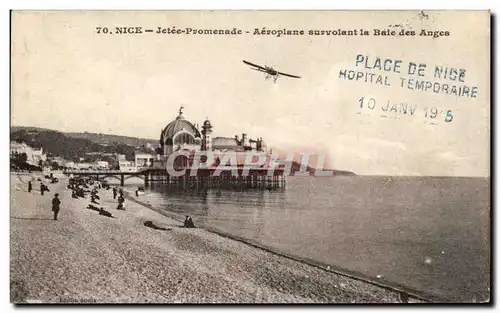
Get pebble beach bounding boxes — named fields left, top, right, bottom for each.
left=10, top=173, right=423, bottom=303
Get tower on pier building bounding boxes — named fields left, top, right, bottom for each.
left=201, top=118, right=213, bottom=152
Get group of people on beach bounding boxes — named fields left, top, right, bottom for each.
left=24, top=173, right=196, bottom=228
left=68, top=177, right=110, bottom=197
left=58, top=176, right=126, bottom=219
left=67, top=176, right=108, bottom=219
left=68, top=177, right=125, bottom=216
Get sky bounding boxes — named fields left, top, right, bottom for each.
left=11, top=11, right=490, bottom=176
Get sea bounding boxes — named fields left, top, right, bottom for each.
left=123, top=175, right=490, bottom=302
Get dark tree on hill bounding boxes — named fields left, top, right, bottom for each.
left=10, top=129, right=102, bottom=162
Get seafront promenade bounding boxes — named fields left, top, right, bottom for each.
left=10, top=173, right=420, bottom=303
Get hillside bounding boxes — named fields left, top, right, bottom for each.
left=10, top=127, right=154, bottom=162
left=10, top=126, right=56, bottom=133
left=11, top=126, right=158, bottom=147
left=66, top=132, right=158, bottom=147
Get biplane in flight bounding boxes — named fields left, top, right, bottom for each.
left=242, top=60, right=301, bottom=83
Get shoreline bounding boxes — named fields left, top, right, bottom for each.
left=122, top=188, right=439, bottom=303
left=11, top=174, right=426, bottom=303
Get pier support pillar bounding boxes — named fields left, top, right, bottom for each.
left=145, top=172, right=149, bottom=187
left=120, top=174, right=124, bottom=186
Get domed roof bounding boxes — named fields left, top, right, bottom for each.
left=160, top=110, right=201, bottom=143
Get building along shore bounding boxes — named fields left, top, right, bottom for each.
left=10, top=173, right=423, bottom=303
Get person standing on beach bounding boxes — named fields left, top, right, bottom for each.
left=40, top=183, right=45, bottom=196
left=112, top=187, right=117, bottom=199
left=117, top=195, right=125, bottom=210
left=28, top=180, right=32, bottom=193
left=52, top=193, right=61, bottom=220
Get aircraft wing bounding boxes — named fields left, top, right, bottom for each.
left=243, top=60, right=267, bottom=71
left=250, top=67, right=267, bottom=73
left=277, top=71, right=301, bottom=79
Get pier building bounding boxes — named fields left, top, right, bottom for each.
left=65, top=107, right=285, bottom=189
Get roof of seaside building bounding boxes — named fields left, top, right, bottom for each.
left=212, top=137, right=238, bottom=147
left=212, top=137, right=245, bottom=152
left=211, top=137, right=268, bottom=152
left=160, top=108, right=201, bottom=144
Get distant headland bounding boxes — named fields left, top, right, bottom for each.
left=284, top=160, right=356, bottom=176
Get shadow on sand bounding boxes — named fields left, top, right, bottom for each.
left=143, top=221, right=172, bottom=231
left=11, top=217, right=54, bottom=221
left=144, top=222, right=196, bottom=229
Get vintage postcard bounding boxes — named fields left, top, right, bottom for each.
left=10, top=10, right=490, bottom=304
